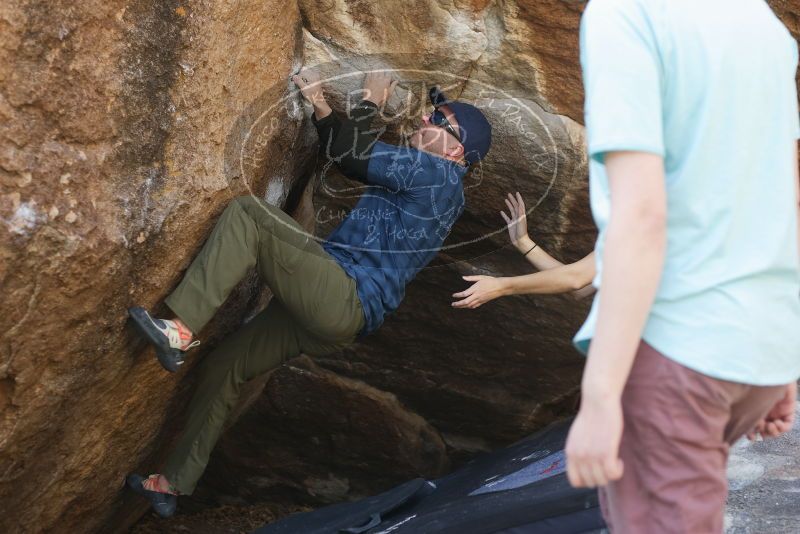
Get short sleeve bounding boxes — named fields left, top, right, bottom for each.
left=580, top=0, right=665, bottom=163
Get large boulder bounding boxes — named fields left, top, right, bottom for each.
left=0, top=0, right=312, bottom=531
left=202, top=356, right=449, bottom=506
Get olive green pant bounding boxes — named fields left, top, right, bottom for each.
left=162, top=196, right=364, bottom=495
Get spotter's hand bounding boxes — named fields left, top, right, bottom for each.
left=452, top=275, right=507, bottom=309
left=565, top=398, right=625, bottom=488
left=747, top=382, right=797, bottom=441
left=501, top=192, right=529, bottom=248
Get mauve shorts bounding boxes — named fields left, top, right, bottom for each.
left=599, top=341, right=788, bottom=534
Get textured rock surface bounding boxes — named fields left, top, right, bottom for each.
left=3, top=0, right=799, bottom=532
left=202, top=356, right=449, bottom=506
left=0, top=1, right=311, bottom=532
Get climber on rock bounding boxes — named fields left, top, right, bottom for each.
left=451, top=191, right=597, bottom=309
left=124, top=68, right=492, bottom=517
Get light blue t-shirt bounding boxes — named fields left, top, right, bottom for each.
left=574, top=0, right=800, bottom=385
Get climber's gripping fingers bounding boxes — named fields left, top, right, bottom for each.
left=292, top=69, right=325, bottom=106
left=362, top=71, right=397, bottom=108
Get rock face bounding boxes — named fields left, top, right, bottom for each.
left=193, top=0, right=595, bottom=515
left=2, top=0, right=798, bottom=532
left=202, top=357, right=449, bottom=506
left=0, top=1, right=312, bottom=532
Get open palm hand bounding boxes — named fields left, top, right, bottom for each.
left=501, top=192, right=529, bottom=248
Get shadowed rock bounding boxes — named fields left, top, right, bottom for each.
left=195, top=356, right=449, bottom=508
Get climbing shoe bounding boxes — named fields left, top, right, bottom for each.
left=126, top=473, right=177, bottom=518
left=128, top=306, right=200, bottom=373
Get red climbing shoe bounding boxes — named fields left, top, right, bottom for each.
left=126, top=473, right=177, bottom=518
left=128, top=307, right=200, bottom=372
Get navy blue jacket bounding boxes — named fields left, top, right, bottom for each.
left=313, top=101, right=467, bottom=335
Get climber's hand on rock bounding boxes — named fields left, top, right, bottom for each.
left=451, top=275, right=508, bottom=309
left=292, top=69, right=331, bottom=119
left=747, top=382, right=797, bottom=441
left=362, top=71, right=397, bottom=108
left=293, top=69, right=325, bottom=104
